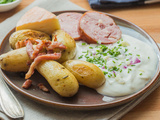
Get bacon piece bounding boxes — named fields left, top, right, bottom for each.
left=26, top=40, right=34, bottom=59
left=15, top=38, right=37, bottom=49
left=25, top=39, right=66, bottom=60
left=31, top=40, right=44, bottom=59
left=22, top=79, right=32, bottom=89
left=15, top=40, right=25, bottom=49
left=47, top=41, right=66, bottom=51
left=25, top=53, right=61, bottom=79
left=37, top=83, right=49, bottom=92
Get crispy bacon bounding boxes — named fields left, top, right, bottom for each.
left=15, top=40, right=25, bottom=49
left=47, top=41, right=66, bottom=51
left=25, top=39, right=66, bottom=60
left=17, top=38, right=66, bottom=79
left=26, top=40, right=34, bottom=59
left=31, top=40, right=44, bottom=59
left=25, top=53, right=61, bottom=79
left=15, top=38, right=37, bottom=49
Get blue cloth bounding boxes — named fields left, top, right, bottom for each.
left=88, top=0, right=145, bottom=9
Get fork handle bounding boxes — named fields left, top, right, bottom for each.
left=0, top=75, right=24, bottom=118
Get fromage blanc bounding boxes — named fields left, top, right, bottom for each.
left=74, top=34, right=158, bottom=96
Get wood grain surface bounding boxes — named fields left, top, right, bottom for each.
left=0, top=0, right=160, bottom=119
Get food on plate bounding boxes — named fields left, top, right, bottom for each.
left=36, top=60, right=79, bottom=97
left=0, top=7, right=158, bottom=98
left=58, top=12, right=83, bottom=40
left=75, top=34, right=158, bottom=96
left=0, top=47, right=31, bottom=72
left=0, top=37, right=79, bottom=97
left=52, top=30, right=76, bottom=63
left=16, top=6, right=60, bottom=35
left=79, top=11, right=121, bottom=44
left=22, top=79, right=32, bottom=89
left=9, top=29, right=51, bottom=49
left=62, top=60, right=106, bottom=88
left=37, top=83, right=49, bottom=93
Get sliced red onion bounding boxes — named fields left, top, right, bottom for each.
left=123, top=66, right=127, bottom=69
left=102, top=66, right=105, bottom=69
left=134, top=57, right=141, bottom=64
left=113, top=71, right=116, bottom=75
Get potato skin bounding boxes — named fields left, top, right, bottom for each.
left=52, top=30, right=76, bottom=63
left=0, top=47, right=31, bottom=72
left=9, top=29, right=51, bottom=49
left=62, top=60, right=106, bottom=89
left=36, top=60, right=79, bottom=97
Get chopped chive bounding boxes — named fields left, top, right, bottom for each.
left=118, top=63, right=122, bottom=66
left=103, top=71, right=108, bottom=75
left=128, top=68, right=132, bottom=73
left=82, top=43, right=86, bottom=45
left=117, top=40, right=120, bottom=44
left=131, top=65, right=135, bottom=66
left=125, top=48, right=128, bottom=53
left=78, top=55, right=83, bottom=59
left=139, top=73, right=143, bottom=75
left=108, top=74, right=112, bottom=78
left=113, top=72, right=116, bottom=77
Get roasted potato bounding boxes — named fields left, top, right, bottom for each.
left=36, top=60, right=79, bottom=97
left=0, top=47, right=79, bottom=97
left=62, top=60, right=106, bottom=89
left=0, top=47, right=31, bottom=72
left=9, top=29, right=51, bottom=49
left=52, top=30, right=76, bottom=63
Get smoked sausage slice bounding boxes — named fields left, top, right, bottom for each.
left=79, top=11, right=121, bottom=44
left=58, top=12, right=83, bottom=40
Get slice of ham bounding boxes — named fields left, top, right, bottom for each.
left=58, top=12, right=83, bottom=40
left=25, top=53, right=61, bottom=79
left=79, top=11, right=122, bottom=44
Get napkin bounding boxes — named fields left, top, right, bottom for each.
left=0, top=0, right=160, bottom=120
left=88, top=0, right=160, bottom=9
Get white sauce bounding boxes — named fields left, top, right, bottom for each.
left=74, top=34, right=158, bottom=96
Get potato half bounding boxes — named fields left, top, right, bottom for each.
left=52, top=30, right=76, bottom=63
left=0, top=47, right=31, bottom=72
left=36, top=60, right=79, bottom=97
left=62, top=60, right=106, bottom=89
left=9, top=29, right=51, bottom=49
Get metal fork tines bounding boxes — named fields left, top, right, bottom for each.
left=0, top=75, right=24, bottom=118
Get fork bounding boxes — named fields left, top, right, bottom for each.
left=0, top=75, right=24, bottom=119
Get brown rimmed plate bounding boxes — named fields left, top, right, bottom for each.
left=0, top=10, right=160, bottom=110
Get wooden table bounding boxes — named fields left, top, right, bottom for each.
left=0, top=0, right=160, bottom=119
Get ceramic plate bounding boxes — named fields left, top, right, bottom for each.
left=0, top=10, right=160, bottom=110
